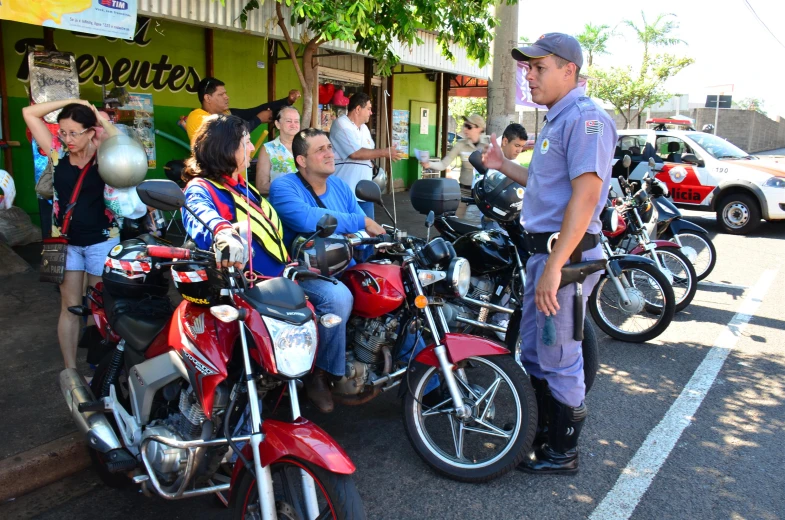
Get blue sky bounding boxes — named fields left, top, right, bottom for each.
left=518, top=1, right=785, bottom=118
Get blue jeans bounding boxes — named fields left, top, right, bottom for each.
left=298, top=278, right=353, bottom=376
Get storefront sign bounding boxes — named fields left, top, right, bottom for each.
left=1, top=0, right=138, bottom=40
left=13, top=18, right=201, bottom=94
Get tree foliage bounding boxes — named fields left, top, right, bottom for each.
left=233, top=0, right=513, bottom=124
left=589, top=12, right=693, bottom=129
left=575, top=23, right=613, bottom=67
left=449, top=96, right=487, bottom=120
left=733, top=97, right=767, bottom=116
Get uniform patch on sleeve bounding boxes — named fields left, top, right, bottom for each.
left=585, top=120, right=604, bottom=135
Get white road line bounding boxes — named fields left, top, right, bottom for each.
left=589, top=268, right=778, bottom=520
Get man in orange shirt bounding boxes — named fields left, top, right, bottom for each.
left=184, top=77, right=300, bottom=143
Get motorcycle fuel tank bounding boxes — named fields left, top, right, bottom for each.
left=343, top=263, right=406, bottom=319
left=452, top=229, right=512, bottom=275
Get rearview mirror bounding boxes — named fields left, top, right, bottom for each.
left=355, top=180, right=382, bottom=204
left=681, top=154, right=704, bottom=167
left=316, top=214, right=338, bottom=238
left=136, top=180, right=185, bottom=211
left=468, top=150, right=488, bottom=175
left=622, top=155, right=632, bottom=169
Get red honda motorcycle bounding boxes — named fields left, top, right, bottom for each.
left=299, top=181, right=539, bottom=483
left=60, top=180, right=365, bottom=519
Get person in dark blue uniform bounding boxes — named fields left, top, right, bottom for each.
left=483, top=33, right=617, bottom=475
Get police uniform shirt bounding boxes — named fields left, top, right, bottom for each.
left=522, top=87, right=617, bottom=235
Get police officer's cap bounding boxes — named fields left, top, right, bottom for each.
left=512, top=33, right=584, bottom=69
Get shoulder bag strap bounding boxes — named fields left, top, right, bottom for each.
left=295, top=172, right=327, bottom=209
left=60, top=156, right=95, bottom=237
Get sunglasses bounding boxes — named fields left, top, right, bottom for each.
left=463, top=123, right=478, bottom=130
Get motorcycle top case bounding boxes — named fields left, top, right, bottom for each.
left=409, top=178, right=461, bottom=215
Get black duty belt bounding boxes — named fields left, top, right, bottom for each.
left=522, top=231, right=600, bottom=257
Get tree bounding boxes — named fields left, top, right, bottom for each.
left=449, top=96, right=487, bottom=119
left=233, top=0, right=513, bottom=125
left=590, top=12, right=693, bottom=128
left=734, top=97, right=768, bottom=116
left=575, top=23, right=613, bottom=67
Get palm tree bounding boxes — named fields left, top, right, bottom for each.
left=623, top=12, right=685, bottom=78
left=575, top=23, right=613, bottom=68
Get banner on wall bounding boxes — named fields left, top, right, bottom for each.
left=516, top=62, right=587, bottom=108
left=116, top=92, right=156, bottom=168
left=1, top=1, right=138, bottom=40
left=391, top=109, right=410, bottom=159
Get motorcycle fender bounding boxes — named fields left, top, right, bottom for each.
left=608, top=254, right=658, bottom=276
left=668, top=219, right=708, bottom=236
left=230, top=418, right=356, bottom=499
left=413, top=333, right=510, bottom=367
left=629, top=239, right=680, bottom=255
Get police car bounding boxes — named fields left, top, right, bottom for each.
left=611, top=119, right=785, bottom=234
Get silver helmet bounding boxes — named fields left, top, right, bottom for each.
left=97, top=134, right=148, bottom=188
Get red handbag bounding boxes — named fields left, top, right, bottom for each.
left=39, top=156, right=95, bottom=284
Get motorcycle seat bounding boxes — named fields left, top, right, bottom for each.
left=102, top=290, right=171, bottom=353
left=559, top=260, right=607, bottom=289
left=444, top=216, right=483, bottom=236
left=242, top=277, right=312, bottom=326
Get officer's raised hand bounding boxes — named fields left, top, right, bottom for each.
left=482, top=133, right=505, bottom=170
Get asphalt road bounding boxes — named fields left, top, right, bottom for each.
left=3, top=210, right=785, bottom=520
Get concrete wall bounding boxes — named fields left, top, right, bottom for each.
left=517, top=105, right=785, bottom=153
left=691, top=108, right=785, bottom=153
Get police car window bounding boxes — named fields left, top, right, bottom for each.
left=655, top=137, right=693, bottom=162
left=616, top=135, right=647, bottom=157
left=687, top=132, right=750, bottom=160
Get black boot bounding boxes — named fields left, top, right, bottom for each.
left=530, top=376, right=551, bottom=448
left=518, top=398, right=586, bottom=475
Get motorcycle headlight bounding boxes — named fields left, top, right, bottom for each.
left=763, top=176, right=785, bottom=188
left=447, top=257, right=471, bottom=298
left=261, top=317, right=317, bottom=378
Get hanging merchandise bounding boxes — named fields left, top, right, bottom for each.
left=318, top=83, right=336, bottom=105
left=28, top=51, right=80, bottom=124
left=331, top=89, right=349, bottom=107
left=110, top=92, right=157, bottom=169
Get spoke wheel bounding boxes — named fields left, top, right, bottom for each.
left=403, top=355, right=536, bottom=482
left=589, top=264, right=675, bottom=343
left=233, top=458, right=365, bottom=520
left=673, top=232, right=716, bottom=281
left=645, top=248, right=697, bottom=312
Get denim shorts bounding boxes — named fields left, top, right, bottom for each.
left=66, top=238, right=120, bottom=276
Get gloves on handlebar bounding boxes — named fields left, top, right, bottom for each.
left=214, top=229, right=249, bottom=266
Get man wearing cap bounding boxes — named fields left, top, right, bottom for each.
left=421, top=113, right=489, bottom=218
left=483, top=33, right=617, bottom=475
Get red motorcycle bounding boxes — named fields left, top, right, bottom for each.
left=301, top=181, right=539, bottom=483
left=60, top=180, right=365, bottom=519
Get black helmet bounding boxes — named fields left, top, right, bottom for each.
left=291, top=234, right=352, bottom=276
left=171, top=263, right=222, bottom=306
left=103, top=238, right=169, bottom=299
left=702, top=124, right=715, bottom=133
left=473, top=171, right=524, bottom=223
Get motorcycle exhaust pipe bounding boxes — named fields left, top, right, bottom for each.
left=59, top=368, right=123, bottom=453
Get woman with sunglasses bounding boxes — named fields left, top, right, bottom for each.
left=23, top=98, right=120, bottom=369
left=254, top=106, right=300, bottom=195
left=420, top=113, right=488, bottom=217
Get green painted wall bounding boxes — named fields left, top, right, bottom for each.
left=391, top=67, right=438, bottom=189
left=1, top=19, right=293, bottom=224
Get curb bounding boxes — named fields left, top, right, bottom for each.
left=0, top=432, right=90, bottom=503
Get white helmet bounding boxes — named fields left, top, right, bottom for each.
left=98, top=134, right=148, bottom=188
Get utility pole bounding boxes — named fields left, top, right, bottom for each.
left=486, top=1, right=519, bottom=137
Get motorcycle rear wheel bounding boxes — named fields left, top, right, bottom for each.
left=232, top=457, right=365, bottom=520
left=402, top=355, right=536, bottom=483
left=589, top=263, right=675, bottom=343
left=504, top=310, right=599, bottom=394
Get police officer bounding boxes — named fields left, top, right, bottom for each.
left=482, top=33, right=617, bottom=474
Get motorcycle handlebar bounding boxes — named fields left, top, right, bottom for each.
left=146, top=245, right=192, bottom=260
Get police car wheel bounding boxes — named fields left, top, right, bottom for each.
left=717, top=193, right=761, bottom=235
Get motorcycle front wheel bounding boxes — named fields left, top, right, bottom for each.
left=589, top=263, right=676, bottom=343
left=643, top=248, right=697, bottom=313
left=671, top=231, right=716, bottom=281
left=232, top=458, right=365, bottom=520
left=504, top=310, right=599, bottom=394
left=402, top=355, right=536, bottom=483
